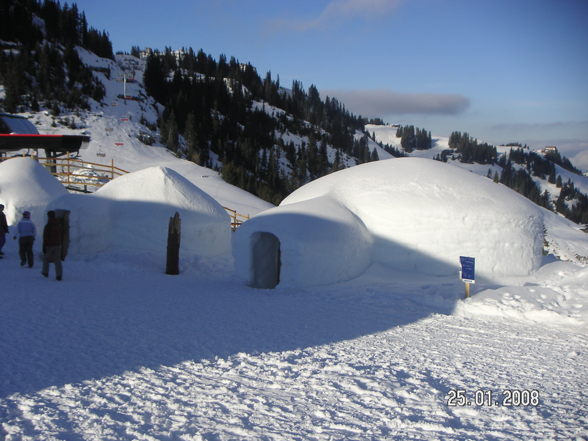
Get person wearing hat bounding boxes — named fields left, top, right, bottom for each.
left=14, top=211, right=36, bottom=267
left=0, top=204, right=8, bottom=257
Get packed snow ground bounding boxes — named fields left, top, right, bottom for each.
left=1, top=246, right=587, bottom=440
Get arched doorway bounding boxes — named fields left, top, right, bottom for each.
left=251, top=232, right=281, bottom=289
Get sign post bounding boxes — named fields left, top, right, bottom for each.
left=459, top=256, right=475, bottom=298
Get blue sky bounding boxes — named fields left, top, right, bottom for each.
left=74, top=0, right=588, bottom=157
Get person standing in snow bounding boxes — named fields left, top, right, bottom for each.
left=41, top=210, right=63, bottom=281
left=14, top=211, right=36, bottom=267
left=0, top=204, right=8, bottom=257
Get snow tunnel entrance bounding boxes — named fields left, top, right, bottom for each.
left=251, top=232, right=281, bottom=289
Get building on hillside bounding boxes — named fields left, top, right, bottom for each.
left=139, top=47, right=154, bottom=59
left=173, top=49, right=186, bottom=62
left=543, top=146, right=558, bottom=154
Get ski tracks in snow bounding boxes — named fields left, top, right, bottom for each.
left=2, top=315, right=586, bottom=440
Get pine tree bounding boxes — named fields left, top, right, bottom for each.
left=184, top=112, right=199, bottom=162
left=162, top=112, right=179, bottom=152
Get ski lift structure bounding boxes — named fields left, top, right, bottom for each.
left=117, top=72, right=142, bottom=102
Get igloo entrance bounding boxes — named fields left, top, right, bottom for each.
left=251, top=232, right=281, bottom=289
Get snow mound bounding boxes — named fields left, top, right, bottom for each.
left=235, top=158, right=546, bottom=287
left=50, top=166, right=231, bottom=257
left=543, top=210, right=588, bottom=263
left=0, top=157, right=67, bottom=227
left=455, top=261, right=588, bottom=328
left=233, top=197, right=372, bottom=287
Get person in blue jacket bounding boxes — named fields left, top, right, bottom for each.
left=14, top=211, right=36, bottom=267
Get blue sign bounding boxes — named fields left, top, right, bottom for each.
left=460, top=256, right=475, bottom=282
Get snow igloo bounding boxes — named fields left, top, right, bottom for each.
left=49, top=166, right=231, bottom=257
left=0, top=157, right=68, bottom=228
left=233, top=158, right=545, bottom=288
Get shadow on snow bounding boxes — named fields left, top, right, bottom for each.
left=0, top=214, right=485, bottom=397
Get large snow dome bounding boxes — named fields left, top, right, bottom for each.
left=50, top=166, right=231, bottom=257
left=0, top=157, right=67, bottom=228
left=234, top=158, right=545, bottom=288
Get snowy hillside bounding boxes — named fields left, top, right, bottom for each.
left=366, top=124, right=588, bottom=221
left=12, top=50, right=273, bottom=218
left=365, top=123, right=450, bottom=160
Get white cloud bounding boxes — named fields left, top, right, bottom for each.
left=322, top=88, right=471, bottom=116
left=491, top=120, right=588, bottom=133
left=269, top=0, right=402, bottom=32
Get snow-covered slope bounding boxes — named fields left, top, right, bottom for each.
left=15, top=51, right=273, bottom=218
left=365, top=123, right=451, bottom=160
left=366, top=124, right=588, bottom=218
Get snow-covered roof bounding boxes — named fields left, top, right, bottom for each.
left=0, top=113, right=39, bottom=134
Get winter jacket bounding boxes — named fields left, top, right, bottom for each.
left=16, top=218, right=36, bottom=238
left=0, top=212, right=7, bottom=234
left=43, top=218, right=63, bottom=248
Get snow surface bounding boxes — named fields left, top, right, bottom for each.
left=1, top=250, right=587, bottom=440
left=235, top=158, right=551, bottom=288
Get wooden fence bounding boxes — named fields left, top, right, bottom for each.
left=223, top=207, right=250, bottom=231
left=45, top=156, right=128, bottom=190
left=0, top=155, right=128, bottom=191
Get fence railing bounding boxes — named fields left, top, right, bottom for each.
left=224, top=206, right=250, bottom=231
left=45, top=156, right=128, bottom=189
left=0, top=155, right=128, bottom=190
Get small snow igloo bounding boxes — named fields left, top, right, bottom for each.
left=233, top=158, right=545, bottom=288
left=50, top=166, right=231, bottom=257
left=233, top=197, right=372, bottom=288
left=0, top=157, right=68, bottom=228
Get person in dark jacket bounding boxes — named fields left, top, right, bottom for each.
left=15, top=211, right=36, bottom=267
left=42, top=210, right=63, bottom=281
left=0, top=204, right=8, bottom=256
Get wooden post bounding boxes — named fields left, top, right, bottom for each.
left=464, top=282, right=471, bottom=299
left=166, top=212, right=181, bottom=275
